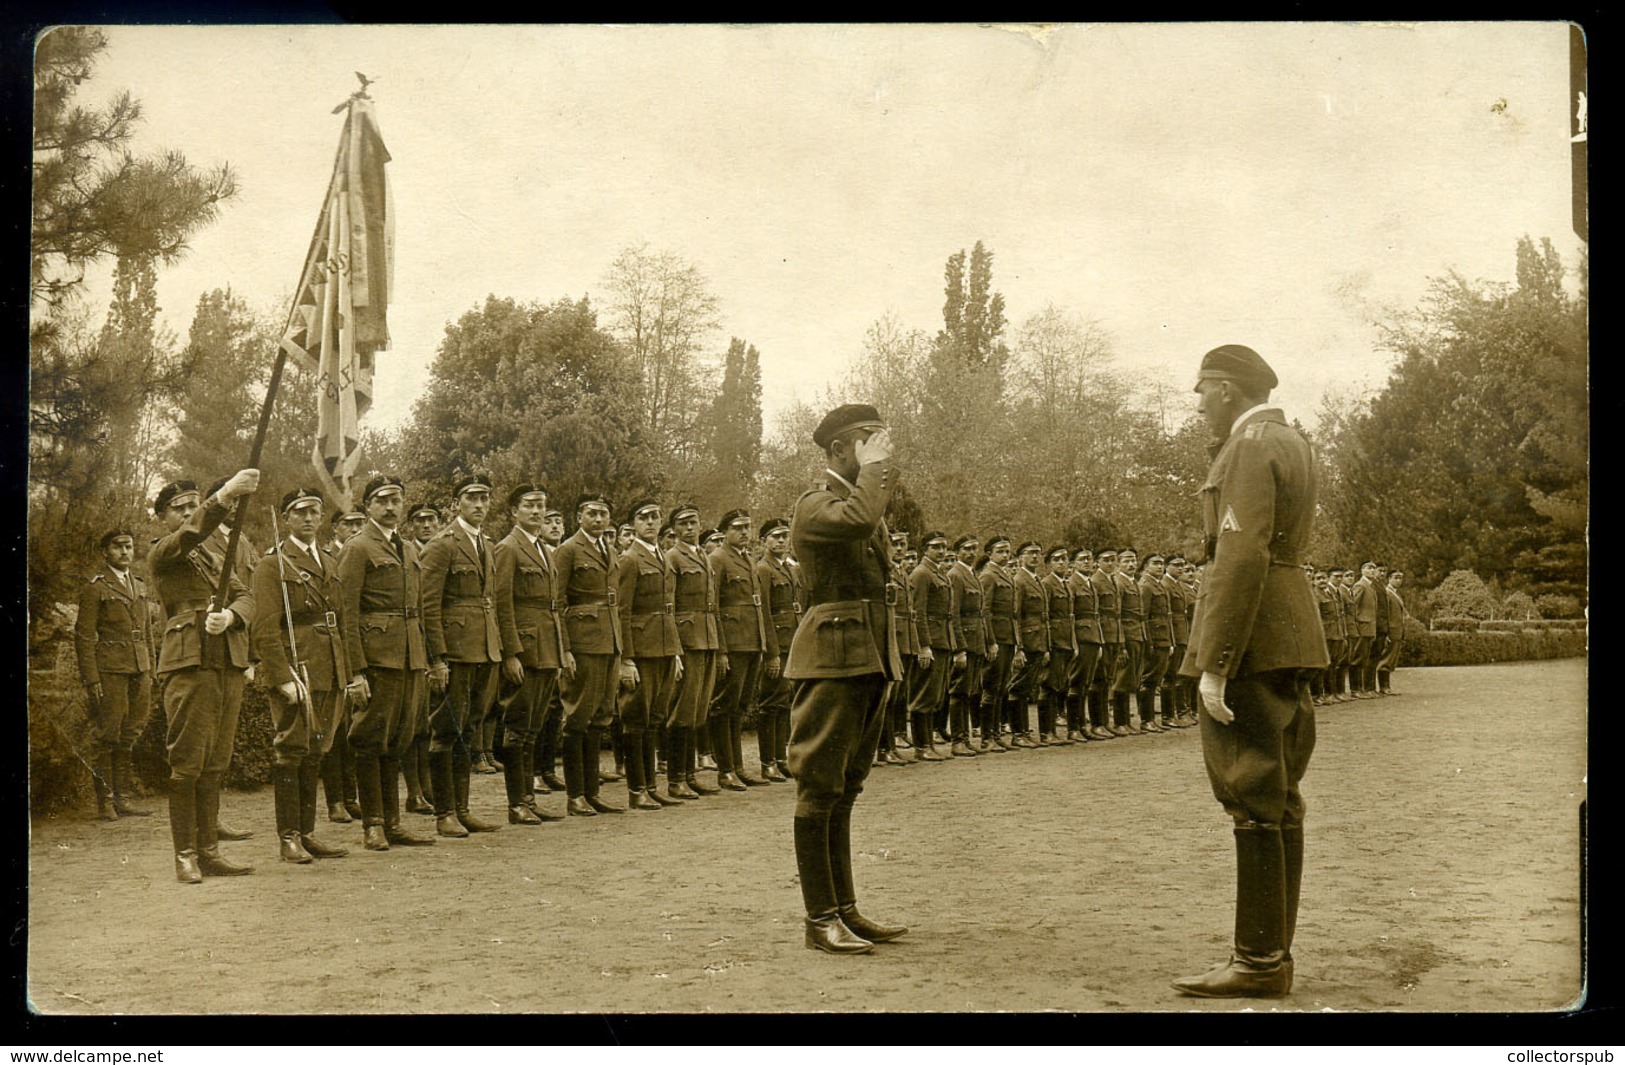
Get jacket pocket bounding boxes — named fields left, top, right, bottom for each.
left=811, top=609, right=870, bottom=668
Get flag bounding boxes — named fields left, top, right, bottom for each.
left=280, top=95, right=394, bottom=509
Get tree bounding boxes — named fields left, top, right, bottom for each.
left=1324, top=237, right=1587, bottom=601
left=32, top=28, right=235, bottom=309
left=96, top=253, right=180, bottom=515
left=699, top=337, right=764, bottom=507
left=933, top=240, right=1009, bottom=375
left=601, top=244, right=721, bottom=464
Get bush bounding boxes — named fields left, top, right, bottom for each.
left=1478, top=618, right=1587, bottom=633
left=1405, top=628, right=1587, bottom=667
left=1536, top=594, right=1583, bottom=619
left=1501, top=590, right=1538, bottom=621
left=1430, top=617, right=1480, bottom=632
left=1427, top=570, right=1499, bottom=620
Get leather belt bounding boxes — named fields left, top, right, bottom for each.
left=364, top=607, right=420, bottom=619
left=168, top=600, right=211, bottom=614
left=445, top=596, right=493, bottom=608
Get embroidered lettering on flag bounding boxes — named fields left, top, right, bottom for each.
left=280, top=96, right=394, bottom=510
left=1219, top=506, right=1242, bottom=534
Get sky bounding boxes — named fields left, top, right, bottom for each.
left=72, top=22, right=1583, bottom=433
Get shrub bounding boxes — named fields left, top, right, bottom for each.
left=1405, top=628, right=1586, bottom=667
left=1501, top=590, right=1538, bottom=621
left=1430, top=617, right=1480, bottom=633
left=1427, top=570, right=1499, bottom=620
left=1478, top=618, right=1588, bottom=633
left=1536, top=594, right=1583, bottom=619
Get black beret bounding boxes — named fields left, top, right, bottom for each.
left=542, top=508, right=563, bottom=520
left=812, top=403, right=885, bottom=450
left=759, top=517, right=789, bottom=538
left=983, top=535, right=1011, bottom=553
left=1072, top=547, right=1094, bottom=560
left=1143, top=551, right=1166, bottom=564
left=1195, top=344, right=1278, bottom=394
left=99, top=528, right=135, bottom=550
left=507, top=483, right=548, bottom=509
left=658, top=523, right=675, bottom=539
left=953, top=535, right=979, bottom=552
left=280, top=487, right=324, bottom=513
left=332, top=509, right=367, bottom=526
left=920, top=530, right=947, bottom=547
left=1045, top=545, right=1070, bottom=563
left=575, top=492, right=612, bottom=512
left=700, top=528, right=721, bottom=545
left=1095, top=548, right=1118, bottom=559
left=1016, top=541, right=1042, bottom=556
left=669, top=502, right=700, bottom=523
left=624, top=497, right=662, bottom=524
left=719, top=509, right=753, bottom=531
left=451, top=472, right=493, bottom=498
left=153, top=480, right=200, bottom=515
left=407, top=501, right=441, bottom=521
left=362, top=475, right=404, bottom=503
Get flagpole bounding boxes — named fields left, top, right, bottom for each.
left=211, top=91, right=364, bottom=608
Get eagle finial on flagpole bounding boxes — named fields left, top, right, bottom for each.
left=332, top=72, right=377, bottom=114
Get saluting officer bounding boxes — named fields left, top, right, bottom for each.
left=1039, top=547, right=1077, bottom=745
left=906, top=532, right=959, bottom=761
left=946, top=535, right=989, bottom=757
left=491, top=484, right=570, bottom=824
left=554, top=492, right=626, bottom=816
left=755, top=518, right=801, bottom=781
left=420, top=473, right=504, bottom=836
left=1091, top=549, right=1125, bottom=737
left=148, top=470, right=260, bottom=883
left=710, top=509, right=781, bottom=788
left=614, top=498, right=685, bottom=810
left=785, top=403, right=907, bottom=955
left=336, top=476, right=437, bottom=850
left=1173, top=344, right=1327, bottom=998
left=978, top=537, right=1021, bottom=752
left=251, top=488, right=351, bottom=863
left=74, top=528, right=157, bottom=820
left=665, top=504, right=722, bottom=799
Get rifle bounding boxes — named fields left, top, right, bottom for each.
left=270, top=507, right=316, bottom=738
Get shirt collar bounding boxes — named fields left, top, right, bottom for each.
left=456, top=515, right=483, bottom=540
left=369, top=517, right=398, bottom=540
left=1231, top=403, right=1282, bottom=436
left=290, top=535, right=318, bottom=554
left=634, top=536, right=660, bottom=553
left=825, top=467, right=857, bottom=493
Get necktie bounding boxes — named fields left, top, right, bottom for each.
left=308, top=543, right=324, bottom=578
left=390, top=533, right=404, bottom=560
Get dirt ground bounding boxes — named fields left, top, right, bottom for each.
left=26, top=659, right=1586, bottom=1015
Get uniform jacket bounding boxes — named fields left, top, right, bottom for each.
left=1012, top=566, right=1050, bottom=654
left=784, top=462, right=901, bottom=681
left=1140, top=571, right=1173, bottom=649
left=1166, top=575, right=1191, bottom=645
left=149, top=497, right=255, bottom=674
left=204, top=526, right=259, bottom=582
left=1316, top=585, right=1344, bottom=641
left=1350, top=577, right=1378, bottom=637
left=908, top=559, right=957, bottom=651
left=950, top=560, right=990, bottom=656
left=252, top=537, right=348, bottom=693
left=553, top=529, right=624, bottom=656
left=711, top=544, right=779, bottom=656
left=1042, top=571, right=1076, bottom=652
left=493, top=528, right=568, bottom=669
left=980, top=563, right=1019, bottom=647
left=1182, top=408, right=1330, bottom=678
left=1338, top=583, right=1359, bottom=637
left=1385, top=587, right=1408, bottom=641
left=670, top=541, right=723, bottom=651
left=74, top=565, right=156, bottom=684
left=1091, top=568, right=1122, bottom=644
left=1067, top=570, right=1104, bottom=646
left=616, top=538, right=682, bottom=659
left=891, top=562, right=921, bottom=655
left=1115, top=571, right=1145, bottom=643
left=1373, top=578, right=1392, bottom=636
left=337, top=520, right=429, bottom=674
left=420, top=522, right=503, bottom=663
left=757, top=554, right=803, bottom=657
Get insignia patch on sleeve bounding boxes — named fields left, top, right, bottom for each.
left=1219, top=506, right=1242, bottom=533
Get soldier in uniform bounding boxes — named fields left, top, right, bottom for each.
left=401, top=501, right=443, bottom=814
left=1347, top=562, right=1379, bottom=699
left=755, top=518, right=801, bottom=781
left=946, top=535, right=989, bottom=757
left=553, top=492, right=626, bottom=816
left=1163, top=556, right=1195, bottom=727
left=336, top=476, right=437, bottom=850
left=328, top=509, right=367, bottom=556
left=1091, top=549, right=1125, bottom=737
left=1368, top=564, right=1392, bottom=697
left=420, top=473, right=504, bottom=835
left=906, top=532, right=959, bottom=761
left=1067, top=549, right=1110, bottom=741
left=148, top=470, right=260, bottom=882
left=75, top=528, right=157, bottom=820
left=665, top=504, right=722, bottom=799
left=978, top=537, right=1021, bottom=752
left=1335, top=568, right=1359, bottom=701
left=614, top=498, right=685, bottom=810
left=1173, top=344, right=1327, bottom=999
left=321, top=508, right=367, bottom=822
left=877, top=532, right=919, bottom=766
left=1312, top=569, right=1342, bottom=705
left=1112, top=548, right=1149, bottom=732
left=252, top=488, right=351, bottom=862
left=532, top=507, right=570, bottom=794
left=1004, top=542, right=1049, bottom=749
left=785, top=404, right=907, bottom=954
left=491, top=484, right=570, bottom=824
left=710, top=509, right=781, bottom=786
left=1138, top=553, right=1174, bottom=733
left=1377, top=570, right=1408, bottom=695
left=1039, top=547, right=1077, bottom=745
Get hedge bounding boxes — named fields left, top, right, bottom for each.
left=1403, top=628, right=1587, bottom=667
left=1428, top=617, right=1587, bottom=634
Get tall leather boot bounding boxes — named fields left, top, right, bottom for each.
left=92, top=751, right=117, bottom=820
left=339, top=729, right=361, bottom=818
left=354, top=751, right=386, bottom=849
left=667, top=730, right=698, bottom=799
left=299, top=757, right=348, bottom=857
left=274, top=765, right=312, bottom=863
left=1111, top=691, right=1132, bottom=733
left=624, top=730, right=659, bottom=810
left=195, top=776, right=253, bottom=876
left=169, top=777, right=201, bottom=883
left=583, top=726, right=623, bottom=812
left=431, top=749, right=466, bottom=836
left=797, top=812, right=871, bottom=954
left=501, top=744, right=539, bottom=823
left=646, top=731, right=681, bottom=804
left=757, top=711, right=778, bottom=775
left=383, top=754, right=435, bottom=844
left=1282, top=822, right=1304, bottom=988
left=110, top=749, right=151, bottom=816
left=455, top=746, right=501, bottom=831
left=912, top=713, right=945, bottom=760
left=830, top=799, right=906, bottom=944
left=733, top=713, right=766, bottom=785
left=711, top=715, right=745, bottom=789
left=1172, top=822, right=1290, bottom=998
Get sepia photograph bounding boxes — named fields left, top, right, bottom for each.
left=26, top=22, right=1587, bottom=1018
